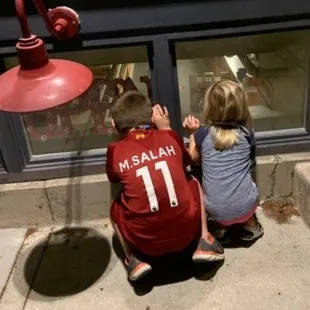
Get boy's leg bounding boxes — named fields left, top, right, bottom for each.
left=190, top=177, right=225, bottom=262
left=110, top=220, right=132, bottom=258
left=110, top=201, right=152, bottom=281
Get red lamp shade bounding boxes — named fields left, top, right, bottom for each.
left=0, top=59, right=93, bottom=113
left=0, top=35, right=93, bottom=113
left=0, top=3, right=93, bottom=113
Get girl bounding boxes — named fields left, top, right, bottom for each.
left=183, top=79, right=263, bottom=243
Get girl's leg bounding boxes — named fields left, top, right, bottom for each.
left=207, top=215, right=232, bottom=244
left=244, top=214, right=258, bottom=227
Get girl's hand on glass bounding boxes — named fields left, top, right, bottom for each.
left=183, top=115, right=201, bottom=133
left=152, top=104, right=171, bottom=130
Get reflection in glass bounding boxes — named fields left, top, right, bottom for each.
left=176, top=30, right=309, bottom=133
left=4, top=46, right=150, bottom=155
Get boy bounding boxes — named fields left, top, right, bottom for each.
left=106, top=91, right=224, bottom=281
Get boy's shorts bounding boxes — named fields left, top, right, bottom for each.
left=110, top=176, right=201, bottom=257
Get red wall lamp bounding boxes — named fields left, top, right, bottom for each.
left=0, top=0, right=93, bottom=113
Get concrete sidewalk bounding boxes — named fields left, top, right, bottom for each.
left=0, top=210, right=310, bottom=310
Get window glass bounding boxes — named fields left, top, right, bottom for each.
left=176, top=30, right=310, bottom=133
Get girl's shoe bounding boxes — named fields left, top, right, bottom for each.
left=240, top=221, right=264, bottom=241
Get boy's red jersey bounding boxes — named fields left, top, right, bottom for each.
left=107, top=128, right=200, bottom=256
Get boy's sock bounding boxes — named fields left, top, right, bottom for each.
left=125, top=255, right=152, bottom=281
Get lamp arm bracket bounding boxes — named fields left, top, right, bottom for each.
left=16, top=0, right=81, bottom=41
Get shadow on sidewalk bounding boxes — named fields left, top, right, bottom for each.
left=20, top=227, right=112, bottom=298
left=112, top=234, right=224, bottom=296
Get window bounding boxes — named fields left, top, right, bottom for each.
left=176, top=30, right=310, bottom=133
left=4, top=45, right=150, bottom=155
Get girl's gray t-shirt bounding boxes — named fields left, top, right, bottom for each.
left=194, top=126, right=258, bottom=222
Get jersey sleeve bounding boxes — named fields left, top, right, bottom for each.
left=106, top=143, right=121, bottom=183
left=165, top=130, right=193, bottom=167
left=193, top=127, right=209, bottom=149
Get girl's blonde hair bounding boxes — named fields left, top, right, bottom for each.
left=203, top=80, right=252, bottom=150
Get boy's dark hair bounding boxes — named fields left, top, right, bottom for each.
left=110, top=91, right=152, bottom=135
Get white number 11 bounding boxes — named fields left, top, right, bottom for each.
left=136, top=160, right=178, bottom=212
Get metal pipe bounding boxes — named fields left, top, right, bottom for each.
left=15, top=0, right=64, bottom=39
left=15, top=0, right=31, bottom=38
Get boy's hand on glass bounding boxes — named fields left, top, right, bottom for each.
left=152, top=104, right=171, bottom=130
left=183, top=115, right=201, bottom=133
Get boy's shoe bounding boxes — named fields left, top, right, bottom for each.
left=192, top=236, right=225, bottom=262
left=125, top=256, right=152, bottom=281
left=240, top=221, right=264, bottom=242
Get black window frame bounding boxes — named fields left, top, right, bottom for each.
left=1, top=1, right=310, bottom=182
